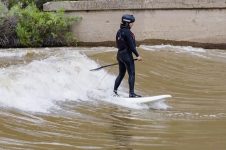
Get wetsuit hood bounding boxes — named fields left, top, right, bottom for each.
left=120, top=23, right=131, bottom=29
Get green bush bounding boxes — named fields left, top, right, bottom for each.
left=7, top=0, right=78, bottom=10
left=0, top=1, right=8, bottom=17
left=9, top=3, right=80, bottom=47
left=0, top=2, right=19, bottom=47
left=8, top=0, right=35, bottom=9
left=0, top=15, right=19, bottom=47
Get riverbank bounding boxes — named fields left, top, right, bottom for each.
left=44, top=0, right=226, bottom=49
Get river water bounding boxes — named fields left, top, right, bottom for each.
left=0, top=45, right=226, bottom=150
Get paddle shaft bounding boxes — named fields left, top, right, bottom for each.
left=90, top=58, right=138, bottom=71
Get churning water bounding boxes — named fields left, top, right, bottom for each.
left=0, top=46, right=226, bottom=150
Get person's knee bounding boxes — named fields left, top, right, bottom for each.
left=118, top=72, right=125, bottom=79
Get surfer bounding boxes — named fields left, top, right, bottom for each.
left=113, top=14, right=142, bottom=98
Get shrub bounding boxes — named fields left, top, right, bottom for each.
left=8, top=0, right=34, bottom=9
left=0, top=2, right=19, bottom=47
left=7, top=0, right=77, bottom=10
left=0, top=1, right=8, bottom=16
left=0, top=15, right=19, bottom=47
left=9, top=3, right=80, bottom=47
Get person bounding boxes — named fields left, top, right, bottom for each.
left=113, top=14, right=142, bottom=98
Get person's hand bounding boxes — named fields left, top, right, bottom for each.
left=137, top=56, right=142, bottom=61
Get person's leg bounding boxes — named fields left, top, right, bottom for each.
left=124, top=57, right=135, bottom=95
left=124, top=56, right=141, bottom=98
left=114, top=58, right=126, bottom=94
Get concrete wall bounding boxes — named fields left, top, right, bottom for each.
left=44, top=0, right=226, bottom=49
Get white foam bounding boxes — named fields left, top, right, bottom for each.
left=0, top=48, right=169, bottom=112
left=139, top=44, right=207, bottom=57
left=0, top=50, right=116, bottom=112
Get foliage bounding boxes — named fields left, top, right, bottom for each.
left=0, top=15, right=19, bottom=47
left=0, top=2, right=19, bottom=47
left=8, top=0, right=37, bottom=9
left=9, top=3, right=80, bottom=47
left=1, top=1, right=80, bottom=48
left=0, top=1, right=8, bottom=16
left=7, top=0, right=78, bottom=10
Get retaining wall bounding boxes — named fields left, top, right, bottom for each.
left=44, top=0, right=226, bottom=49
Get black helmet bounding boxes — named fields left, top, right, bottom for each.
left=121, top=14, right=135, bottom=24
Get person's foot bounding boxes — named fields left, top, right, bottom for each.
left=129, top=93, right=142, bottom=98
left=113, top=90, right=120, bottom=97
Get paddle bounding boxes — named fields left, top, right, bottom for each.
left=90, top=59, right=138, bottom=71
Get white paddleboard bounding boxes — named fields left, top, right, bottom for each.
left=112, top=95, right=172, bottom=104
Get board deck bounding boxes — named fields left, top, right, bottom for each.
left=113, top=95, right=172, bottom=104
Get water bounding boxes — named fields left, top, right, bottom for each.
left=0, top=46, right=226, bottom=149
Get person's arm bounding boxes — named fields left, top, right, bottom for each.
left=125, top=30, right=139, bottom=57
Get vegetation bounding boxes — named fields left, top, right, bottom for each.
left=7, top=0, right=79, bottom=10
left=0, top=1, right=81, bottom=48
left=7, top=0, right=52, bottom=10
left=0, top=2, right=19, bottom=47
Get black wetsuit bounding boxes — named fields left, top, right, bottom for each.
left=114, top=25, right=139, bottom=95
